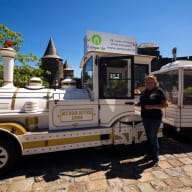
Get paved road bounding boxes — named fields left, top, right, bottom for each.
left=0, top=136, right=192, bottom=192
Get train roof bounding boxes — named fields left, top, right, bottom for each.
left=162, top=60, right=192, bottom=69
left=153, top=60, right=192, bottom=74
left=80, top=51, right=155, bottom=68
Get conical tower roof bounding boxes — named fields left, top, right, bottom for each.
left=42, top=38, right=61, bottom=59
left=64, top=60, right=73, bottom=70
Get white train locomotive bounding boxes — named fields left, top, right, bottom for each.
left=0, top=41, right=163, bottom=175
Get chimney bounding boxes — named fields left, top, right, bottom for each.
left=0, top=41, right=17, bottom=88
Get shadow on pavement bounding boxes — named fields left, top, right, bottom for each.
left=1, top=136, right=192, bottom=182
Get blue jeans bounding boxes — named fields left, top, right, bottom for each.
left=142, top=118, right=162, bottom=162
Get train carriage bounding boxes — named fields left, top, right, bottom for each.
left=152, top=60, right=192, bottom=135
left=0, top=32, right=163, bottom=175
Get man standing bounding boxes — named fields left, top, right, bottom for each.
left=139, top=75, right=168, bottom=166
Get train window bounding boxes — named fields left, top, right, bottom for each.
left=134, top=64, right=149, bottom=94
left=155, top=70, right=179, bottom=105
left=183, top=69, right=192, bottom=105
left=82, top=56, right=93, bottom=90
left=99, top=57, right=133, bottom=99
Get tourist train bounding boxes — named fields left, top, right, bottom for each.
left=2, top=31, right=187, bottom=175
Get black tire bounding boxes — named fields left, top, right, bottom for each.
left=0, top=138, right=19, bottom=176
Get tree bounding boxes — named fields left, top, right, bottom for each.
left=14, top=65, right=50, bottom=87
left=0, top=24, right=23, bottom=52
left=0, top=24, right=38, bottom=64
left=0, top=24, right=50, bottom=87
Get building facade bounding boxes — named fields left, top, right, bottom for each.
left=138, top=43, right=192, bottom=72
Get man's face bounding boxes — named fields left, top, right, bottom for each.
left=145, top=78, right=156, bottom=90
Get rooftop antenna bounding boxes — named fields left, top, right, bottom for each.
left=172, top=47, right=177, bottom=61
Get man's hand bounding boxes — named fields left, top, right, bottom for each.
left=135, top=102, right=141, bottom=107
left=144, top=105, right=154, bottom=110
left=144, top=100, right=168, bottom=110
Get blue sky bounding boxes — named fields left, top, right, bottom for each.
left=1, top=0, right=192, bottom=77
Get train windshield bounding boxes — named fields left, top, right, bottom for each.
left=82, top=56, right=93, bottom=90
left=155, top=70, right=179, bottom=105
left=99, top=56, right=134, bottom=99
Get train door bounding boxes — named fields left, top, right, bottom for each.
left=98, top=56, right=135, bottom=128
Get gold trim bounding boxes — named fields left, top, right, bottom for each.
left=28, top=82, right=41, bottom=85
left=107, top=111, right=133, bottom=125
left=1, top=55, right=15, bottom=58
left=11, top=88, right=19, bottom=110
left=138, top=131, right=143, bottom=140
left=46, top=89, right=51, bottom=109
left=26, top=117, right=38, bottom=125
left=0, top=48, right=17, bottom=53
left=52, top=106, right=97, bottom=127
left=3, top=81, right=13, bottom=83
left=114, top=134, right=122, bottom=140
left=50, top=103, right=131, bottom=107
left=61, top=82, right=76, bottom=85
left=72, top=123, right=79, bottom=126
left=25, top=117, right=39, bottom=131
left=59, top=108, right=94, bottom=123
left=29, top=80, right=42, bottom=83
left=123, top=133, right=129, bottom=141
left=0, top=122, right=27, bottom=135
left=51, top=104, right=98, bottom=107
left=22, top=135, right=101, bottom=149
left=52, top=123, right=98, bottom=128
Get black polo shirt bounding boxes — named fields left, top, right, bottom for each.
left=140, top=87, right=167, bottom=120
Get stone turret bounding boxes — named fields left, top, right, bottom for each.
left=41, top=38, right=63, bottom=87
left=63, top=60, right=74, bottom=78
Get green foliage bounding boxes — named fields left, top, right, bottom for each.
left=17, top=52, right=38, bottom=65
left=110, top=79, right=127, bottom=96
left=14, top=64, right=50, bottom=88
left=0, top=24, right=23, bottom=51
left=0, top=25, right=50, bottom=87
left=0, top=25, right=38, bottom=65
left=184, top=86, right=192, bottom=93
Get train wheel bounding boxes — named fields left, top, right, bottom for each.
left=0, top=138, right=19, bottom=176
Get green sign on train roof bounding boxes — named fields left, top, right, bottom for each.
left=84, top=30, right=136, bottom=55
